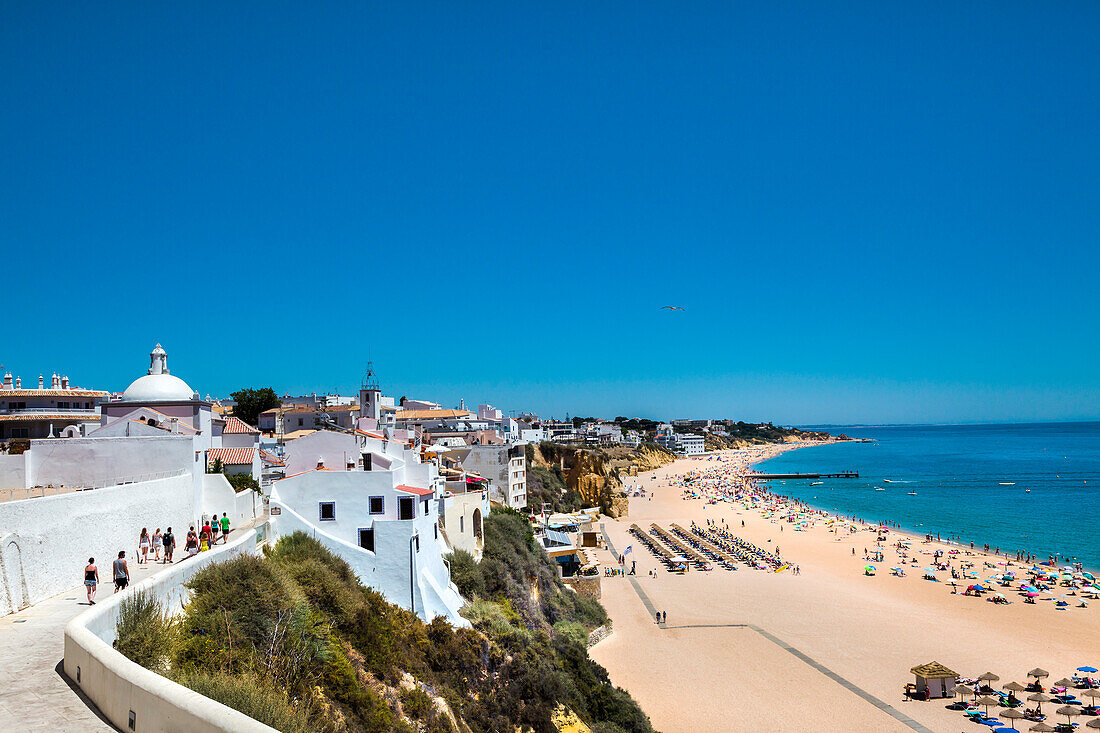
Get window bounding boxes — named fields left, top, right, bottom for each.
left=459, top=515, right=464, bottom=532
left=10, top=428, right=28, bottom=438
left=318, top=502, right=336, bottom=521
left=414, top=535, right=420, bottom=553
left=434, top=523, right=438, bottom=539
left=369, top=496, right=384, bottom=515
left=358, top=528, right=374, bottom=552
left=298, top=418, right=304, bottom=426
left=398, top=497, right=415, bottom=520
left=422, top=498, right=430, bottom=516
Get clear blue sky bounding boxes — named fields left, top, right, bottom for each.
left=2, top=2, right=1098, bottom=425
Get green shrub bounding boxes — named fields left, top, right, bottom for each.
left=114, top=590, right=176, bottom=673
left=174, top=671, right=310, bottom=733
left=445, top=549, right=484, bottom=599
left=401, top=686, right=432, bottom=718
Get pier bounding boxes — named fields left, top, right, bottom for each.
left=750, top=471, right=859, bottom=480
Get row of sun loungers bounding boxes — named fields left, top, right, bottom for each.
left=628, top=524, right=685, bottom=572
left=649, top=524, right=712, bottom=570
left=668, top=524, right=738, bottom=570
left=691, top=523, right=784, bottom=570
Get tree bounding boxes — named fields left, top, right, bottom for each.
left=230, top=387, right=280, bottom=427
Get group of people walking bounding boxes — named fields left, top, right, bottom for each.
left=81, top=513, right=233, bottom=605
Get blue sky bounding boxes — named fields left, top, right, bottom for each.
left=2, top=2, right=1098, bottom=425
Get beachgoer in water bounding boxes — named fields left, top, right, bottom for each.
left=84, top=557, right=98, bottom=604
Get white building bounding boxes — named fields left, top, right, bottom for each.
left=676, top=434, right=705, bottom=455
left=0, top=371, right=108, bottom=441
left=269, top=427, right=466, bottom=625
left=449, top=444, right=527, bottom=510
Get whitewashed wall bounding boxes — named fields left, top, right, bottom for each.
left=0, top=474, right=193, bottom=615
left=25, top=435, right=194, bottom=487
left=0, top=455, right=26, bottom=489
left=200, top=474, right=261, bottom=531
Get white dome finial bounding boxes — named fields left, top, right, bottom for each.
left=148, top=343, right=169, bottom=375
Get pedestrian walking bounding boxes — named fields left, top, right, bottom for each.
left=662, top=611, right=667, bottom=624
left=113, top=551, right=129, bottom=593
left=163, top=527, right=175, bottom=563
left=209, top=515, right=220, bottom=544
left=138, top=528, right=150, bottom=564
left=185, top=526, right=199, bottom=558
left=219, top=513, right=230, bottom=543
left=655, top=611, right=661, bottom=624
left=84, top=557, right=99, bottom=605
left=152, top=528, right=163, bottom=562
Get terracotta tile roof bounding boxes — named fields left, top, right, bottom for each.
left=207, top=447, right=256, bottom=467
left=223, top=416, right=260, bottom=434
left=0, top=413, right=99, bottom=422
left=0, top=389, right=109, bottom=398
left=393, top=408, right=475, bottom=421
left=259, top=449, right=285, bottom=467
left=396, top=484, right=435, bottom=497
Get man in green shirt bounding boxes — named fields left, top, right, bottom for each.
left=219, top=513, right=230, bottom=543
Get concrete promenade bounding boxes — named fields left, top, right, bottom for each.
left=0, top=526, right=254, bottom=732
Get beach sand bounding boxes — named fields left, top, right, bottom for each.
left=588, top=447, right=1100, bottom=732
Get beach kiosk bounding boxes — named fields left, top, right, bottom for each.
left=908, top=661, right=958, bottom=700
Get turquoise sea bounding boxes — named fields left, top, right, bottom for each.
left=754, top=422, right=1100, bottom=569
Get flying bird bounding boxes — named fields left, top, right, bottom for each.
left=661, top=305, right=686, bottom=311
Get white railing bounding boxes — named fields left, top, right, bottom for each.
left=0, top=407, right=97, bottom=414
left=64, top=525, right=277, bottom=733
left=0, top=469, right=189, bottom=503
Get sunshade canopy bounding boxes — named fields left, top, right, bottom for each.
left=910, top=661, right=958, bottom=679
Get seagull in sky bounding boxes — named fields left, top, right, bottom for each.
left=661, top=305, right=686, bottom=311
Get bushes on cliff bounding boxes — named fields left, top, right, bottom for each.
left=526, top=464, right=581, bottom=513
left=115, top=530, right=649, bottom=733
left=114, top=590, right=176, bottom=674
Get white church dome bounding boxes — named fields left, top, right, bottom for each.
left=120, top=343, right=197, bottom=402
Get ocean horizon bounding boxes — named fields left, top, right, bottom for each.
left=755, top=421, right=1100, bottom=569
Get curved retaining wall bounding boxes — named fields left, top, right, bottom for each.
left=63, top=526, right=278, bottom=733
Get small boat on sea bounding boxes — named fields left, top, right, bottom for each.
left=907, top=491, right=917, bottom=496
left=811, top=481, right=823, bottom=486
left=884, top=479, right=897, bottom=483
left=875, top=488, right=885, bottom=492
left=999, top=482, right=1015, bottom=485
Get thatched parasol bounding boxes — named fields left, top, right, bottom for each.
left=1056, top=705, right=1082, bottom=724
left=976, top=695, right=1001, bottom=714
left=1027, top=692, right=1053, bottom=712
left=1028, top=723, right=1055, bottom=733
left=1004, top=681, right=1028, bottom=692
left=999, top=708, right=1026, bottom=729
left=1054, top=677, right=1075, bottom=688
left=1028, top=668, right=1050, bottom=679
left=1085, top=718, right=1100, bottom=730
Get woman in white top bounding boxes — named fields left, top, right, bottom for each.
left=152, top=528, right=163, bottom=562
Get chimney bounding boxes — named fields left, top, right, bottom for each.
left=61, top=375, right=69, bottom=389
left=2, top=373, right=11, bottom=389
left=316, top=457, right=326, bottom=469
left=38, top=375, right=44, bottom=389
left=170, top=417, right=179, bottom=433
left=14, top=377, right=21, bottom=389
left=52, top=373, right=61, bottom=389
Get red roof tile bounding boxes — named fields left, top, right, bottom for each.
left=207, top=447, right=256, bottom=467
left=396, top=484, right=435, bottom=497
left=223, top=416, right=260, bottom=434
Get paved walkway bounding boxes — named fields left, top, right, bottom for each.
left=0, top=527, right=254, bottom=732
left=600, top=523, right=936, bottom=733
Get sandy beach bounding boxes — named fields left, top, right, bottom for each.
left=589, top=446, right=1100, bottom=733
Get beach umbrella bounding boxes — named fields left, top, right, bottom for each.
left=999, top=708, right=1026, bottom=729
left=1084, top=690, right=1100, bottom=700
left=1087, top=719, right=1100, bottom=730
left=1056, top=705, right=1082, bottom=725
left=1054, top=677, right=1075, bottom=688
left=977, top=696, right=1001, bottom=715
left=1004, top=681, right=1028, bottom=693
left=1078, top=666, right=1099, bottom=673
left=1027, top=724, right=1056, bottom=733
left=956, top=685, right=977, bottom=700
left=1028, top=692, right=1052, bottom=712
